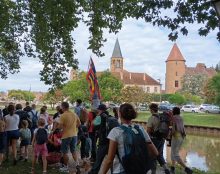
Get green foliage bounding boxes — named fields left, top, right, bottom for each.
left=168, top=93, right=186, bottom=105
left=210, top=73, right=220, bottom=105
left=181, top=74, right=208, bottom=96
left=215, top=62, right=220, bottom=73
left=98, top=71, right=123, bottom=102
left=43, top=89, right=64, bottom=109
left=181, top=92, right=203, bottom=105
left=8, top=90, right=35, bottom=101
left=0, top=1, right=219, bottom=88
left=203, top=79, right=216, bottom=104
left=120, top=85, right=145, bottom=105
left=62, top=72, right=89, bottom=103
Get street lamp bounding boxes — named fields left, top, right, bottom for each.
left=212, top=0, right=220, bottom=19
left=157, top=79, right=162, bottom=103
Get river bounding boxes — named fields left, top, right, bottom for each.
left=164, top=134, right=220, bottom=173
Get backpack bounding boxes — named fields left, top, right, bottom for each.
left=105, top=116, right=120, bottom=137
left=153, top=112, right=171, bottom=139
left=30, top=111, right=38, bottom=128
left=21, top=128, right=31, bottom=140
left=117, top=125, right=153, bottom=174
left=80, top=107, right=88, bottom=124
left=36, top=128, right=48, bottom=145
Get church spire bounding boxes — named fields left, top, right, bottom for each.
left=112, top=38, right=123, bottom=58
left=166, top=43, right=185, bottom=62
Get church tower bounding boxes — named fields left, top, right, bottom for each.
left=110, top=39, right=123, bottom=72
left=165, top=43, right=186, bottom=94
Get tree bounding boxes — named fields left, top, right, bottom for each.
left=1, top=1, right=219, bottom=88
left=181, top=92, right=203, bottom=105
left=42, top=89, right=64, bottom=109
left=210, top=73, right=220, bottom=105
left=215, top=62, right=220, bottom=73
left=8, top=90, right=35, bottom=101
left=98, top=71, right=123, bottom=102
left=120, top=86, right=145, bottom=106
left=181, top=74, right=208, bottom=96
left=203, top=79, right=216, bottom=104
left=62, top=72, right=89, bottom=103
left=168, top=93, right=186, bottom=105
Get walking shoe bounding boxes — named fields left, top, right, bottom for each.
left=19, top=156, right=24, bottom=161
left=59, top=166, right=69, bottom=173
left=165, top=168, right=170, bottom=174
left=13, top=159, right=17, bottom=165
left=76, top=165, right=81, bottom=174
left=185, top=167, right=193, bottom=174
left=170, top=166, right=175, bottom=174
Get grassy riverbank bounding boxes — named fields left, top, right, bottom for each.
left=135, top=111, right=220, bottom=128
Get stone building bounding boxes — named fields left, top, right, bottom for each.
left=108, top=39, right=161, bottom=94
left=165, top=43, right=216, bottom=94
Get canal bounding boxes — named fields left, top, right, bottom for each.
left=164, top=134, right=220, bottom=173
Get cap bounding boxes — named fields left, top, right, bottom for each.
left=97, top=104, right=108, bottom=111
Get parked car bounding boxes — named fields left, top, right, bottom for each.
left=204, top=105, right=220, bottom=114
left=137, top=104, right=148, bottom=111
left=159, top=104, right=171, bottom=112
left=181, top=105, right=199, bottom=113
left=199, top=104, right=212, bottom=112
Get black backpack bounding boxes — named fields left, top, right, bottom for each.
left=117, top=125, right=153, bottom=174
left=36, top=128, right=48, bottom=145
left=105, top=115, right=120, bottom=137
left=153, top=112, right=171, bottom=139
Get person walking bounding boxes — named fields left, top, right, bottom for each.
left=5, top=104, right=20, bottom=165
left=59, top=102, right=81, bottom=173
left=102, top=103, right=158, bottom=174
left=170, top=107, right=193, bottom=174
left=88, top=104, right=119, bottom=174
left=147, top=103, right=170, bottom=174
left=28, top=104, right=39, bottom=140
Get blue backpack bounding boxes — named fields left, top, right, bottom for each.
left=117, top=125, right=153, bottom=174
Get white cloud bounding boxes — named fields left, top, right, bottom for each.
left=0, top=18, right=219, bottom=92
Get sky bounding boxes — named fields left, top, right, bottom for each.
left=0, top=18, right=219, bottom=92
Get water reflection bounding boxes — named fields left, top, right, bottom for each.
left=164, top=134, right=220, bottom=173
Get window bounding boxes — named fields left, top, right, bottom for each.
left=147, top=87, right=150, bottom=93
left=116, top=60, right=120, bottom=68
left=176, top=72, right=178, bottom=76
left=175, top=80, right=179, bottom=88
left=154, top=87, right=157, bottom=93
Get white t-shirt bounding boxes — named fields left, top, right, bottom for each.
left=39, top=114, right=49, bottom=125
left=5, top=114, right=20, bottom=131
left=107, top=124, right=151, bottom=174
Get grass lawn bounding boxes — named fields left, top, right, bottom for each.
left=135, top=111, right=220, bottom=128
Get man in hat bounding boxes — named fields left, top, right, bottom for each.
left=88, top=104, right=115, bottom=174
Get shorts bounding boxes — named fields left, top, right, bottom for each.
left=7, top=130, right=20, bottom=142
left=61, top=136, right=77, bottom=154
left=34, top=143, right=48, bottom=157
left=20, top=139, right=30, bottom=147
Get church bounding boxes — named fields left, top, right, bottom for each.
left=70, top=39, right=161, bottom=94
left=165, top=43, right=216, bottom=94
left=107, top=39, right=161, bottom=94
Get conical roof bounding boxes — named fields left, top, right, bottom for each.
left=112, top=38, right=123, bottom=58
left=166, top=43, right=185, bottom=62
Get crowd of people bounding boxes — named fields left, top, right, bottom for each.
left=0, top=100, right=194, bottom=174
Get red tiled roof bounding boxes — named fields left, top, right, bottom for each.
left=186, top=63, right=216, bottom=77
left=166, top=43, right=185, bottom=62
left=97, top=70, right=160, bottom=86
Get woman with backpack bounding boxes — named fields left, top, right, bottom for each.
left=102, top=103, right=158, bottom=174
left=170, top=107, right=193, bottom=174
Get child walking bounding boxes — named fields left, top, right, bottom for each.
left=19, top=120, right=31, bottom=161
left=0, top=120, right=7, bottom=167
left=32, top=118, right=48, bottom=174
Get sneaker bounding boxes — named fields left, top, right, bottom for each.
left=185, top=167, right=193, bottom=174
left=165, top=168, right=170, bottom=174
left=170, top=166, right=175, bottom=174
left=59, top=166, right=69, bottom=173
left=19, top=156, right=24, bottom=161
left=13, top=159, right=17, bottom=166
